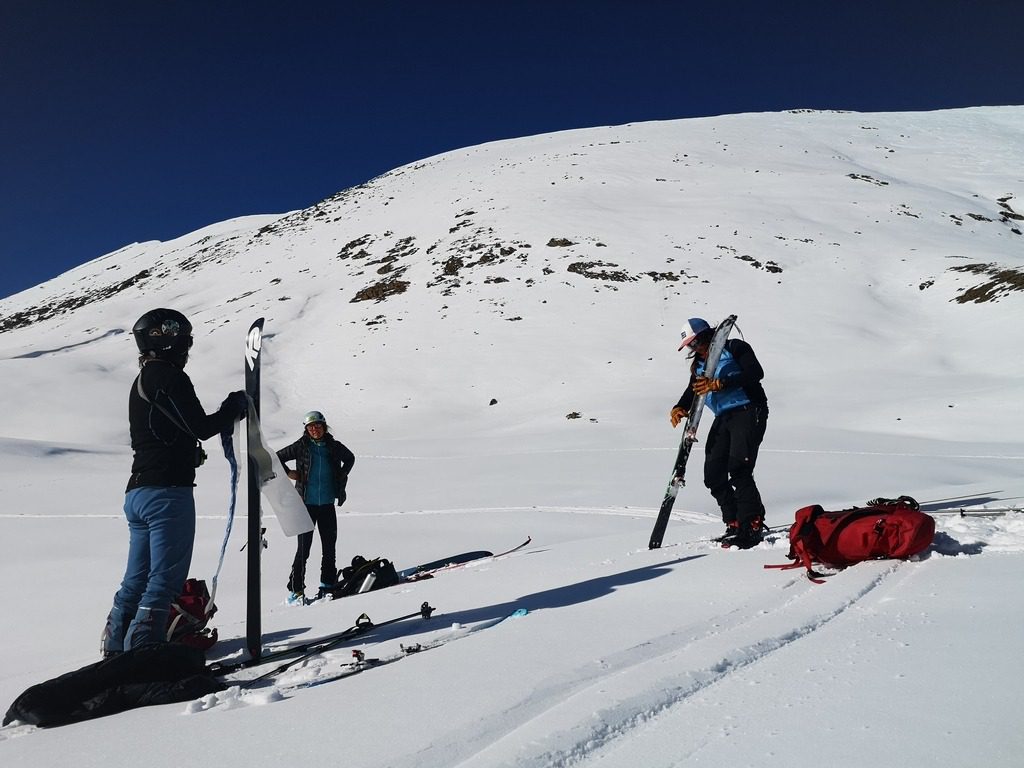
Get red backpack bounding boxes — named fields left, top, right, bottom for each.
left=166, top=578, right=218, bottom=650
left=766, top=496, right=935, bottom=583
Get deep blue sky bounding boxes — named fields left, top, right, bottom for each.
left=2, top=1, right=1022, bottom=299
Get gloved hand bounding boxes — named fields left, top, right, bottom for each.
left=670, top=406, right=688, bottom=428
left=693, top=377, right=724, bottom=396
left=221, top=390, right=248, bottom=420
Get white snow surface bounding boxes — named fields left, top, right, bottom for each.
left=1, top=107, right=1023, bottom=766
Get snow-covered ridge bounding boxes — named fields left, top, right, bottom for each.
left=1, top=107, right=1022, bottom=456
left=3, top=108, right=1022, bottom=333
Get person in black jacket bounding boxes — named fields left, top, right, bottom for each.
left=670, top=317, right=769, bottom=549
left=277, top=410, right=356, bottom=602
left=101, top=309, right=246, bottom=656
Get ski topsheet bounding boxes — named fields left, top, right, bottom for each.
left=649, top=315, right=737, bottom=549
left=398, top=536, right=532, bottom=581
left=397, top=551, right=493, bottom=581
left=245, top=318, right=264, bottom=660
left=246, top=408, right=314, bottom=537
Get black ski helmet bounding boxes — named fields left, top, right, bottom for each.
left=132, top=308, right=194, bottom=357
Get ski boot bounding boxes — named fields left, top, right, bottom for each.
left=316, top=582, right=336, bottom=601
left=729, top=517, right=767, bottom=550
left=716, top=520, right=740, bottom=545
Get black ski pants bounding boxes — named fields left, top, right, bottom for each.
left=703, top=405, right=768, bottom=526
left=287, top=504, right=338, bottom=592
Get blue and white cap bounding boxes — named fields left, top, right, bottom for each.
left=678, top=317, right=711, bottom=351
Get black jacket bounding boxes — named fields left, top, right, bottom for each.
left=126, top=359, right=236, bottom=491
left=676, top=339, right=768, bottom=413
left=276, top=433, right=355, bottom=505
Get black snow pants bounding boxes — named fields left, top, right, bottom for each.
left=287, top=503, right=338, bottom=592
left=703, top=404, right=768, bottom=526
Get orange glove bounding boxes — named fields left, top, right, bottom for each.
left=693, top=377, right=724, bottom=396
left=670, top=406, right=688, bottom=427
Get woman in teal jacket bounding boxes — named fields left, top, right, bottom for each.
left=277, top=410, right=356, bottom=601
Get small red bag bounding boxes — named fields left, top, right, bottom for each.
left=167, top=578, right=218, bottom=650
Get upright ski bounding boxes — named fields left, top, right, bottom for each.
left=244, top=319, right=265, bottom=661
left=649, top=315, right=737, bottom=549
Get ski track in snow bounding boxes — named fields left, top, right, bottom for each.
left=403, top=558, right=909, bottom=768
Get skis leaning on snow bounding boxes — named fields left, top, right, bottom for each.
left=398, top=536, right=533, bottom=581
left=290, top=537, right=534, bottom=607
left=649, top=315, right=737, bottom=550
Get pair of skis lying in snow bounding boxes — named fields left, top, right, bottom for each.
left=288, top=536, right=534, bottom=606
left=244, top=606, right=529, bottom=694
left=396, top=535, right=531, bottom=581
left=205, top=536, right=533, bottom=690
left=208, top=602, right=530, bottom=694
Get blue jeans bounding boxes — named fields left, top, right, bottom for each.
left=102, top=486, right=195, bottom=654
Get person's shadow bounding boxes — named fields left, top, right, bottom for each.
left=213, top=625, right=311, bottom=661
left=369, top=555, right=706, bottom=643
left=213, top=555, right=705, bottom=665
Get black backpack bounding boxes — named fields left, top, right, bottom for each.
left=332, top=555, right=400, bottom=597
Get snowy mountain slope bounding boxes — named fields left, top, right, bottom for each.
left=1, top=108, right=1022, bottom=452
left=1, top=107, right=1023, bottom=766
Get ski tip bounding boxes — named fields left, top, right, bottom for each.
left=510, top=607, right=529, bottom=618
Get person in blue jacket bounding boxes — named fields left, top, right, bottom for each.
left=102, top=309, right=247, bottom=656
left=277, top=410, right=356, bottom=602
left=670, top=317, right=769, bottom=549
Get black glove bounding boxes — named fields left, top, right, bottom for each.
left=221, top=390, right=248, bottom=420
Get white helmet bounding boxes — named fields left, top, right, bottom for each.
left=303, top=410, right=327, bottom=427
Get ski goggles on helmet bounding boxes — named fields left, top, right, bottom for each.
left=150, top=318, right=194, bottom=348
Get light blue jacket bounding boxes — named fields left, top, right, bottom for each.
left=697, top=348, right=752, bottom=415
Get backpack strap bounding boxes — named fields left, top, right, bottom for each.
left=764, top=505, right=830, bottom=582
left=865, top=495, right=920, bottom=511
left=136, top=367, right=199, bottom=440
left=165, top=584, right=215, bottom=642
left=764, top=540, right=827, bottom=583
